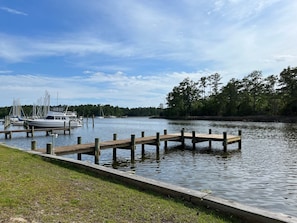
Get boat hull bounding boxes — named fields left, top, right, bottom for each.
left=26, top=119, right=82, bottom=128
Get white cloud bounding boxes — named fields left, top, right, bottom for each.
left=0, top=6, right=28, bottom=16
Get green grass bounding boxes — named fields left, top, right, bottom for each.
left=0, top=144, right=241, bottom=223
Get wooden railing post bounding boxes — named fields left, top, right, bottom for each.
left=141, top=131, right=145, bottom=157
left=113, top=133, right=117, bottom=162
left=131, top=134, right=136, bottom=163
left=77, top=136, right=82, bottom=160
left=94, top=138, right=100, bottom=164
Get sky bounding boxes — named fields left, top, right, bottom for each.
left=0, top=0, right=296, bottom=108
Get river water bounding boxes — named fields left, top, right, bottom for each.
left=1, top=117, right=297, bottom=217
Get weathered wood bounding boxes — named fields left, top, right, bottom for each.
left=164, top=129, right=168, bottom=150
left=35, top=130, right=242, bottom=163
left=46, top=143, right=53, bottom=154
left=156, top=132, right=160, bottom=154
left=0, top=126, right=70, bottom=138
left=77, top=136, right=82, bottom=160
left=181, top=128, right=185, bottom=148
left=238, top=130, right=242, bottom=150
left=141, top=131, right=145, bottom=156
left=31, top=140, right=36, bottom=151
left=223, top=132, right=227, bottom=152
left=113, top=133, right=117, bottom=162
left=131, top=134, right=136, bottom=163
left=94, top=138, right=100, bottom=164
left=192, top=131, right=196, bottom=149
left=209, top=129, right=212, bottom=149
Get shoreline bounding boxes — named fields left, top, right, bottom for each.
left=152, top=115, right=297, bottom=123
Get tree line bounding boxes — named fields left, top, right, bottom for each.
left=0, top=104, right=162, bottom=119
left=165, top=66, right=297, bottom=117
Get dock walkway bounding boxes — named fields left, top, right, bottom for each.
left=0, top=126, right=71, bottom=139
left=33, top=129, right=242, bottom=164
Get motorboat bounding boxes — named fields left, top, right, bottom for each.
left=26, top=107, right=82, bottom=128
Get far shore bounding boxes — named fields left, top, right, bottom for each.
left=151, top=115, right=297, bottom=123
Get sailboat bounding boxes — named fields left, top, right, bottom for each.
left=97, top=106, right=105, bottom=119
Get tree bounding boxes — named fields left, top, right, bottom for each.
left=279, top=66, right=297, bottom=115
left=166, top=78, right=200, bottom=116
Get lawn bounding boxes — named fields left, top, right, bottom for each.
left=0, top=144, right=240, bottom=223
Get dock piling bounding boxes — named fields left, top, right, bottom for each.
left=77, top=136, right=82, bottom=160
left=141, top=131, right=145, bottom=156
left=192, top=131, right=196, bottom=149
left=131, top=134, right=136, bottom=163
left=238, top=130, right=242, bottom=149
left=46, top=143, right=53, bottom=155
left=164, top=129, right=168, bottom=150
left=156, top=132, right=160, bottom=154
left=31, top=140, right=36, bottom=151
left=113, top=133, right=117, bottom=162
left=209, top=129, right=212, bottom=149
left=223, top=132, right=227, bottom=152
left=181, top=128, right=185, bottom=149
left=94, top=138, right=100, bottom=164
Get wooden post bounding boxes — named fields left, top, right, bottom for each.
left=164, top=129, right=168, bottom=150
left=156, top=132, right=160, bottom=154
left=209, top=129, right=212, bottom=149
left=223, top=132, right=227, bottom=152
left=77, top=136, right=82, bottom=160
left=46, top=143, right=53, bottom=154
left=238, top=130, right=242, bottom=150
left=192, top=131, right=196, bottom=150
left=31, top=140, right=36, bottom=151
left=141, top=131, right=145, bottom=157
left=131, top=134, right=136, bottom=163
left=113, top=133, right=117, bottom=162
left=31, top=126, right=34, bottom=137
left=64, top=122, right=66, bottom=135
left=94, top=138, right=100, bottom=164
left=181, top=128, right=185, bottom=149
left=68, top=122, right=71, bottom=134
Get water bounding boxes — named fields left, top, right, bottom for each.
left=1, top=117, right=297, bottom=217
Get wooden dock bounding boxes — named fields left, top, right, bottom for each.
left=33, top=129, right=242, bottom=164
left=0, top=126, right=71, bottom=139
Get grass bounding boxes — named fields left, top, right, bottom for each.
left=0, top=144, right=241, bottom=223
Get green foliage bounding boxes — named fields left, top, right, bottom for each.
left=165, top=67, right=297, bottom=117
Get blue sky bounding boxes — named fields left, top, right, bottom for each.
left=0, top=0, right=296, bottom=108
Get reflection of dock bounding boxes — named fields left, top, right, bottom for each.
left=34, top=129, right=242, bottom=164
left=0, top=126, right=71, bottom=139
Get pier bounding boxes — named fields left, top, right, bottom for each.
left=0, top=126, right=71, bottom=139
left=33, top=129, right=242, bottom=164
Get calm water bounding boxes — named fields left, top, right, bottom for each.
left=1, top=117, right=297, bottom=217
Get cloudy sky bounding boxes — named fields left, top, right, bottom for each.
left=0, top=0, right=296, bottom=108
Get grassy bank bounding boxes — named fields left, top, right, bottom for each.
left=0, top=144, right=240, bottom=223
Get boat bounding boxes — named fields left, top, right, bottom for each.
left=26, top=106, right=82, bottom=128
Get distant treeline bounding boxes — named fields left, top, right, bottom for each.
left=0, top=104, right=163, bottom=119
left=164, top=66, right=297, bottom=118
